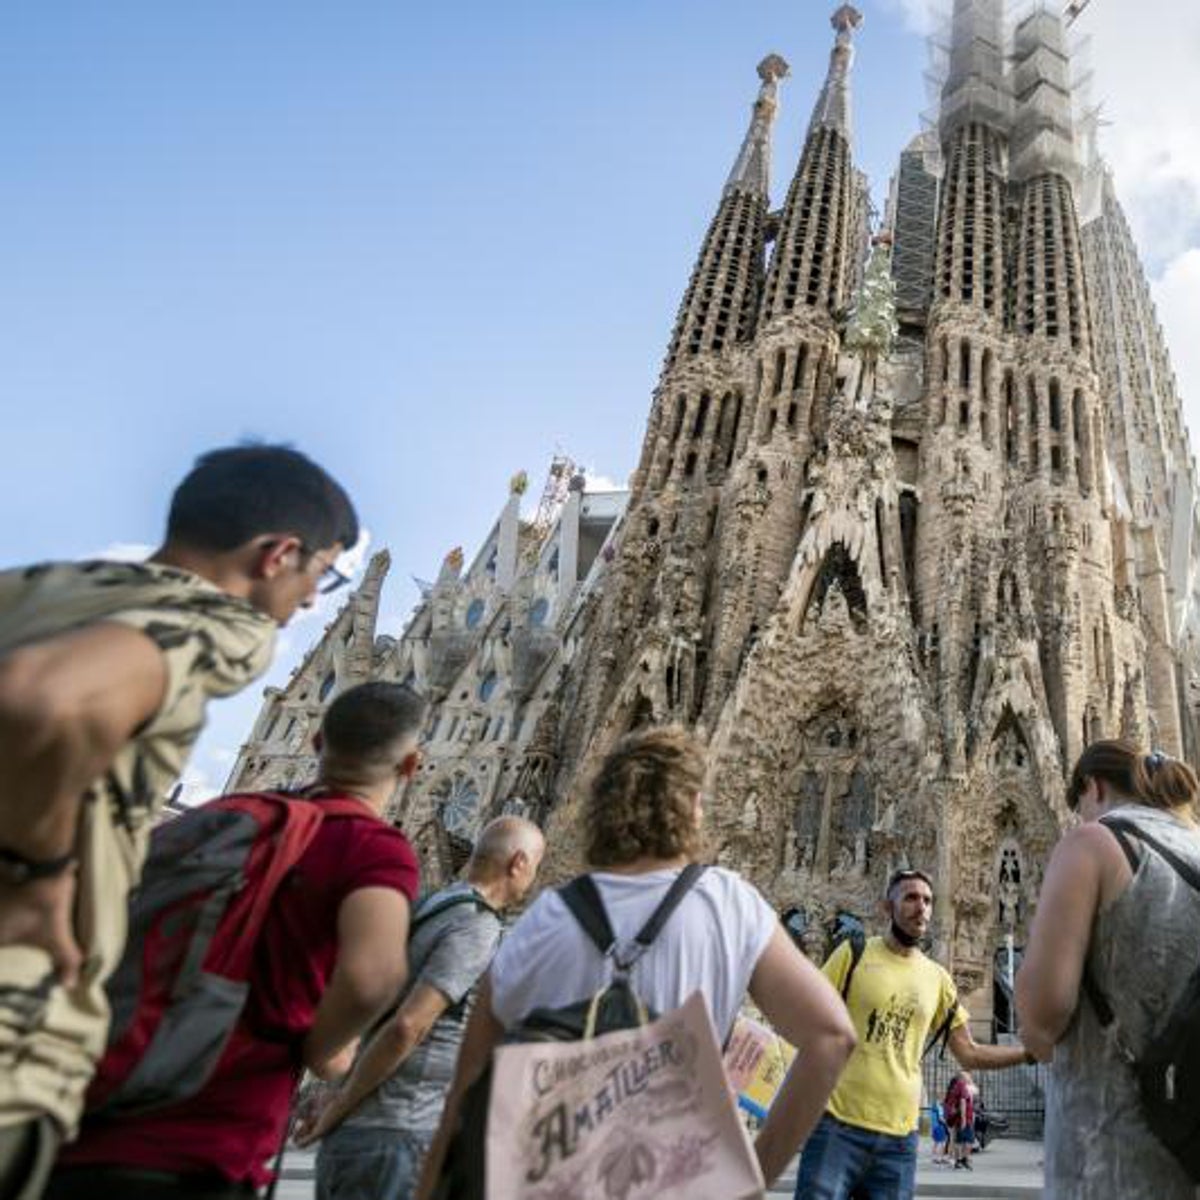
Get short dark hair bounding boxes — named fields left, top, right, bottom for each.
left=166, top=444, right=358, bottom=554
left=321, top=683, right=426, bottom=765
left=886, top=868, right=933, bottom=901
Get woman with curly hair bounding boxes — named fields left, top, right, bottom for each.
left=1016, top=739, right=1200, bottom=1200
left=416, top=726, right=856, bottom=1195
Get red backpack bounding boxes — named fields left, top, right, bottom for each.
left=87, top=791, right=374, bottom=1116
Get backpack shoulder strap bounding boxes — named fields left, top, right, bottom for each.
left=559, top=864, right=708, bottom=965
left=923, top=1001, right=959, bottom=1060
left=839, top=932, right=867, bottom=1002
left=201, top=794, right=328, bottom=970
left=361, top=891, right=501, bottom=1044
left=412, top=890, right=501, bottom=933
left=558, top=875, right=617, bottom=957
left=1101, top=814, right=1200, bottom=892
left=632, top=863, right=708, bottom=950
left=1097, top=814, right=1145, bottom=875
left=283, top=792, right=382, bottom=822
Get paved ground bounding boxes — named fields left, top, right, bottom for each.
left=769, top=1136, right=1043, bottom=1198
left=277, top=1136, right=1043, bottom=1198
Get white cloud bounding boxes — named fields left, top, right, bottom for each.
left=88, top=542, right=153, bottom=562
left=1154, top=249, right=1200, bottom=448
left=878, top=0, right=942, bottom=35
left=338, top=528, right=373, bottom=579
left=175, top=759, right=222, bottom=807
left=1082, top=0, right=1200, bottom=440
left=582, top=472, right=628, bottom=493
left=1085, top=1, right=1200, bottom=275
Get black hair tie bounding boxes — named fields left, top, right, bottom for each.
left=1145, top=750, right=1168, bottom=773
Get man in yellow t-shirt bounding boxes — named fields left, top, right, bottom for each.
left=793, top=869, right=1032, bottom=1200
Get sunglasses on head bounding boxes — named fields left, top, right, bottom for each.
left=887, top=868, right=933, bottom=894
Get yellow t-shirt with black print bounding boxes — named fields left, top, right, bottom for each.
left=822, top=936, right=968, bottom=1136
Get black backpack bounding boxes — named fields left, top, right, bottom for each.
left=1084, top=814, right=1200, bottom=1181
left=436, top=863, right=708, bottom=1200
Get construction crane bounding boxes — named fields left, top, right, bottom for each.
left=1065, top=0, right=1093, bottom=25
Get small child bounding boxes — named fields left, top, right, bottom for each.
left=930, top=1102, right=950, bottom=1164
left=948, top=1073, right=977, bottom=1170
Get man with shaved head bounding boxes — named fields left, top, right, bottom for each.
left=299, top=814, right=545, bottom=1200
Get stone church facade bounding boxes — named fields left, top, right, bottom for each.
left=230, top=1, right=1200, bottom=1017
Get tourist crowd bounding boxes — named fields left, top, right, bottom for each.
left=0, top=444, right=1197, bottom=1200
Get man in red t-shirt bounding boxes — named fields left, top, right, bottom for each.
left=48, top=681, right=427, bottom=1200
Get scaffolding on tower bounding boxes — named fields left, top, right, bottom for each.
left=917, top=1, right=1093, bottom=181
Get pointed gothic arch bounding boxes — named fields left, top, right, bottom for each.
left=997, top=568, right=1021, bottom=617
left=800, top=543, right=868, bottom=631
left=990, top=706, right=1032, bottom=771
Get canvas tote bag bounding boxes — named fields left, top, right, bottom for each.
left=485, top=990, right=765, bottom=1200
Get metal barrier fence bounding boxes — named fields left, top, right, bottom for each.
left=922, top=1026, right=1047, bottom=1140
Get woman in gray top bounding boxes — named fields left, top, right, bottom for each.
left=1016, top=739, right=1200, bottom=1200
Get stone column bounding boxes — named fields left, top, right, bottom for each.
left=557, top=480, right=583, bottom=610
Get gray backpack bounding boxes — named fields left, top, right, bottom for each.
left=1085, top=815, right=1200, bottom=1182
left=87, top=791, right=372, bottom=1115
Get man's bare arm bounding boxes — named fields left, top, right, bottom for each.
left=295, top=981, right=449, bottom=1144
left=302, top=886, right=410, bottom=1074
left=748, top=926, right=858, bottom=1186
left=0, top=623, right=167, bottom=858
left=0, top=623, right=167, bottom=982
left=947, top=1023, right=1029, bottom=1070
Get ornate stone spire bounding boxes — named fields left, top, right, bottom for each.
left=659, top=57, right=789, bottom=371
left=760, top=6, right=863, bottom=321
left=725, top=54, right=790, bottom=198
left=808, top=5, right=863, bottom=139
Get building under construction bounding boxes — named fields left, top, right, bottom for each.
left=230, top=0, right=1199, bottom=1021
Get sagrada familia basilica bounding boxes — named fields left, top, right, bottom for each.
left=228, top=1, right=1200, bottom=1017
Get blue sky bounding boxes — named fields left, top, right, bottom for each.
left=3, top=0, right=1197, bottom=795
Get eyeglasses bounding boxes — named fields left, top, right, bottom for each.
left=316, top=562, right=352, bottom=595
left=300, top=544, right=353, bottom=595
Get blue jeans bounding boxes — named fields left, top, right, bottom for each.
left=315, top=1124, right=431, bottom=1200
left=794, top=1113, right=919, bottom=1200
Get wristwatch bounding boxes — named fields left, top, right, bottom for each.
left=0, top=847, right=77, bottom=886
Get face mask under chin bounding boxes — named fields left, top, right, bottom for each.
left=890, top=919, right=922, bottom=948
